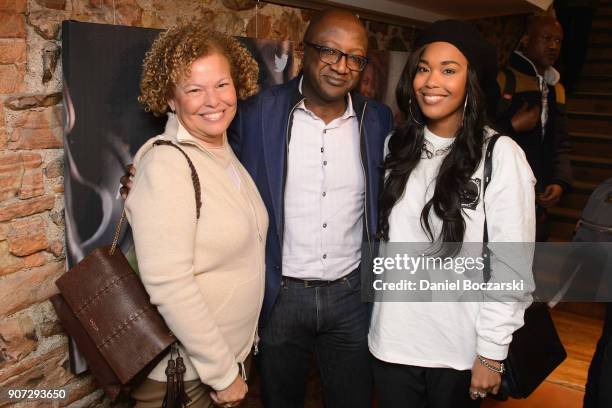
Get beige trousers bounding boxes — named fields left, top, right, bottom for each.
left=131, top=378, right=213, bottom=408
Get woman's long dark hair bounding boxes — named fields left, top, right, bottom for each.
left=378, top=45, right=488, bottom=257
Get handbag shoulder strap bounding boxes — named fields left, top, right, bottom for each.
left=152, top=139, right=202, bottom=219
left=110, top=139, right=202, bottom=255
left=482, top=133, right=502, bottom=282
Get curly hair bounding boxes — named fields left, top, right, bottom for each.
left=139, top=20, right=259, bottom=115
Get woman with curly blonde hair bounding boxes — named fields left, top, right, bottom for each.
left=124, top=20, right=268, bottom=408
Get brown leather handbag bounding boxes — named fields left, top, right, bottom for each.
left=51, top=140, right=201, bottom=402
left=50, top=241, right=175, bottom=400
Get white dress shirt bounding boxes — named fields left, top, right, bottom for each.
left=282, top=79, right=365, bottom=280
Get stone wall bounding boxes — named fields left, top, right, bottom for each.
left=0, top=1, right=413, bottom=407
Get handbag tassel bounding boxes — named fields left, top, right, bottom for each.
left=175, top=350, right=191, bottom=407
left=162, top=358, right=176, bottom=408
left=162, top=356, right=176, bottom=408
left=162, top=345, right=191, bottom=408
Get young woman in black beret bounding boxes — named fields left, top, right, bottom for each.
left=368, top=20, right=536, bottom=408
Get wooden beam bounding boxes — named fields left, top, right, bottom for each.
left=264, top=0, right=430, bottom=28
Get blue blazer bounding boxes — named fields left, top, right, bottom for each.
left=228, top=76, right=394, bottom=325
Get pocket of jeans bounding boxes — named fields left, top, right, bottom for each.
left=343, top=274, right=361, bottom=291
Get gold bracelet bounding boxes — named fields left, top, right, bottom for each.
left=477, top=355, right=505, bottom=374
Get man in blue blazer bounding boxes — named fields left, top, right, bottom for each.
left=228, top=9, right=393, bottom=408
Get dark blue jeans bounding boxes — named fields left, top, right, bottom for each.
left=257, top=268, right=372, bottom=408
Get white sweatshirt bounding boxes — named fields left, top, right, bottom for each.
left=369, top=126, right=536, bottom=369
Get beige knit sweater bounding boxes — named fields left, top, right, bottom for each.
left=125, top=114, right=268, bottom=390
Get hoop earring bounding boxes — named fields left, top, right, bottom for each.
left=461, top=94, right=468, bottom=127
left=409, top=99, right=424, bottom=127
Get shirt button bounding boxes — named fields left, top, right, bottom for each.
left=323, top=161, right=328, bottom=166
left=321, top=147, right=324, bottom=153
left=322, top=192, right=326, bottom=197
left=322, top=254, right=327, bottom=259
left=323, top=223, right=327, bottom=228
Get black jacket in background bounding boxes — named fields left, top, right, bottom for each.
left=495, top=51, right=573, bottom=193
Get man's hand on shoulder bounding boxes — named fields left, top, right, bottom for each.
left=119, top=164, right=135, bottom=199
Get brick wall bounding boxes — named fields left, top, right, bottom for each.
left=0, top=1, right=414, bottom=406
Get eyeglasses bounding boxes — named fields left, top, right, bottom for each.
left=304, top=42, right=369, bottom=72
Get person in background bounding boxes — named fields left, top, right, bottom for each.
left=573, top=178, right=612, bottom=408
left=495, top=15, right=573, bottom=241
left=370, top=20, right=536, bottom=407
left=585, top=302, right=612, bottom=407
left=359, top=52, right=387, bottom=101
left=125, top=21, right=268, bottom=408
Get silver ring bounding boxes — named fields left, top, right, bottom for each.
left=470, top=390, right=479, bottom=397
left=478, top=391, right=487, bottom=398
